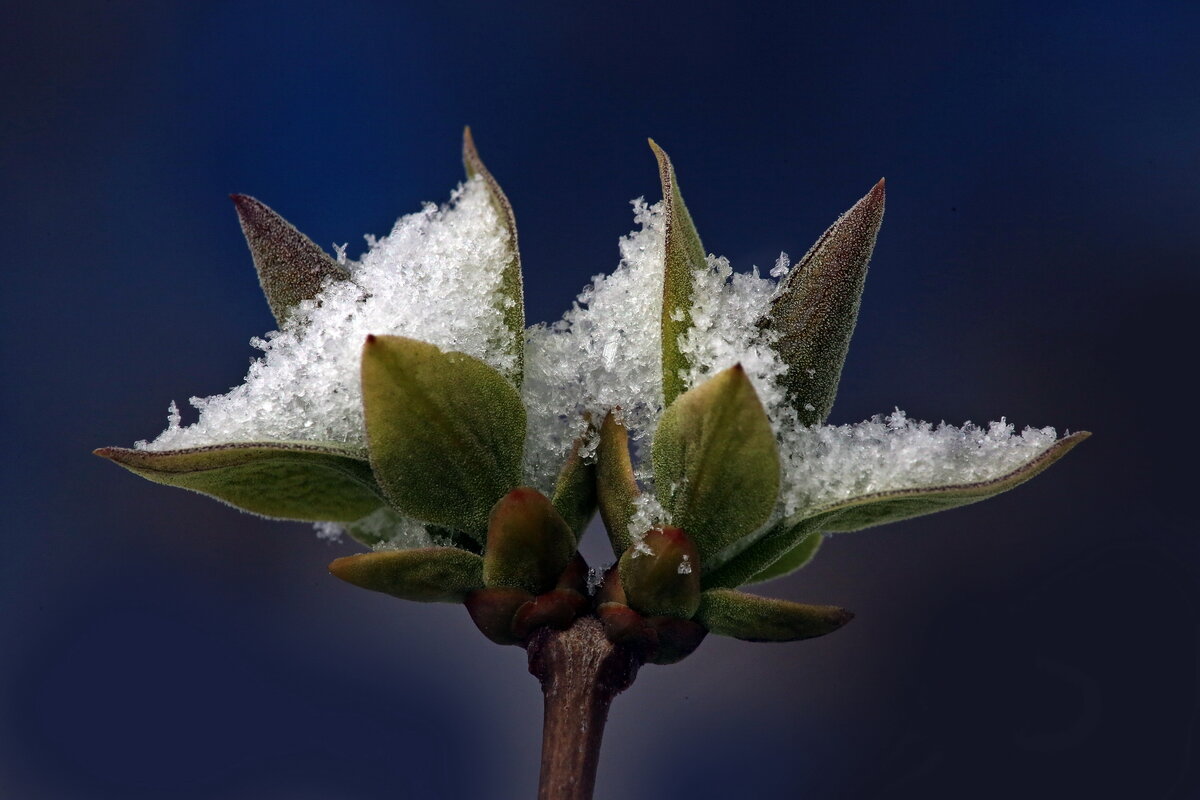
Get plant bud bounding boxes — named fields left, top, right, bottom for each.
left=484, top=488, right=577, bottom=595
left=619, top=527, right=701, bottom=619
left=465, top=587, right=535, bottom=646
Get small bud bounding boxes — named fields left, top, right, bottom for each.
left=556, top=553, right=591, bottom=596
left=594, top=564, right=627, bottom=607
left=465, top=587, right=535, bottom=646
left=511, top=589, right=588, bottom=640
left=645, top=616, right=708, bottom=665
left=597, top=602, right=656, bottom=653
left=619, top=527, right=702, bottom=619
left=484, top=488, right=576, bottom=595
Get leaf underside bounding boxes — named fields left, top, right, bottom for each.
left=95, top=441, right=383, bottom=522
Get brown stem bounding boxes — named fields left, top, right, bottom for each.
left=526, top=615, right=642, bottom=800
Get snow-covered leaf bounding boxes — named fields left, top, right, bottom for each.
left=328, top=547, right=483, bottom=603
left=463, top=127, right=525, bottom=386
left=695, top=589, right=853, bottom=642
left=94, top=442, right=382, bottom=521
left=361, top=335, right=525, bottom=539
left=706, top=430, right=1089, bottom=588
left=758, top=180, right=884, bottom=425
left=653, top=365, right=780, bottom=562
left=231, top=194, right=350, bottom=325
left=650, top=140, right=706, bottom=407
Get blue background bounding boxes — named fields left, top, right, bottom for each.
left=2, top=2, right=1197, bottom=798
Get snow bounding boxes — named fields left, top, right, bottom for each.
left=133, top=177, right=1065, bottom=547
left=139, top=177, right=513, bottom=452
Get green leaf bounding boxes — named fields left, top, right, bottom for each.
left=758, top=180, right=885, bottom=425
left=704, top=431, right=1090, bottom=589
left=230, top=194, right=351, bottom=325
left=649, top=140, right=707, bottom=407
left=701, top=516, right=823, bottom=590
left=551, top=428, right=597, bottom=537
left=361, top=334, right=525, bottom=539
left=94, top=442, right=383, bottom=521
left=653, top=365, right=780, bottom=563
left=483, top=488, right=577, bottom=595
left=618, top=527, right=701, bottom=619
left=695, top=589, right=853, bottom=642
left=463, top=127, right=525, bottom=386
left=746, top=526, right=824, bottom=585
left=328, top=547, right=483, bottom=603
left=596, top=412, right=640, bottom=557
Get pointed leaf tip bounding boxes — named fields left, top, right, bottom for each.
left=231, top=194, right=350, bottom=325
left=460, top=127, right=525, bottom=386
left=651, top=140, right=707, bottom=407
left=760, top=180, right=886, bottom=424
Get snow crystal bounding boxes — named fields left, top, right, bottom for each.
left=521, top=198, right=668, bottom=491
left=776, top=411, right=1058, bottom=518
left=139, top=177, right=513, bottom=452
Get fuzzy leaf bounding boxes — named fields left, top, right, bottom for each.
left=759, top=180, right=885, bottom=424
left=551, top=429, right=597, bottom=537
left=483, top=488, right=577, bottom=595
left=597, top=412, right=640, bottom=557
left=653, top=365, right=780, bottom=563
left=650, top=140, right=707, bottom=407
left=619, top=527, right=701, bottom=619
left=463, top=127, right=525, bottom=386
left=701, top=517, right=824, bottom=589
left=705, top=431, right=1090, bottom=588
left=695, top=589, right=853, bottom=642
left=361, top=335, right=525, bottom=539
left=746, top=527, right=824, bottom=585
left=328, top=548, right=483, bottom=603
left=230, top=194, right=350, bottom=325
left=94, top=442, right=383, bottom=522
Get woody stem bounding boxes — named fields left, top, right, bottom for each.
left=526, top=615, right=642, bottom=800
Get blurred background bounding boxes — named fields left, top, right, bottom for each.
left=2, top=2, right=1196, bottom=798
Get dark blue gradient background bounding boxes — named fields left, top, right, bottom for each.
left=3, top=2, right=1197, bottom=798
